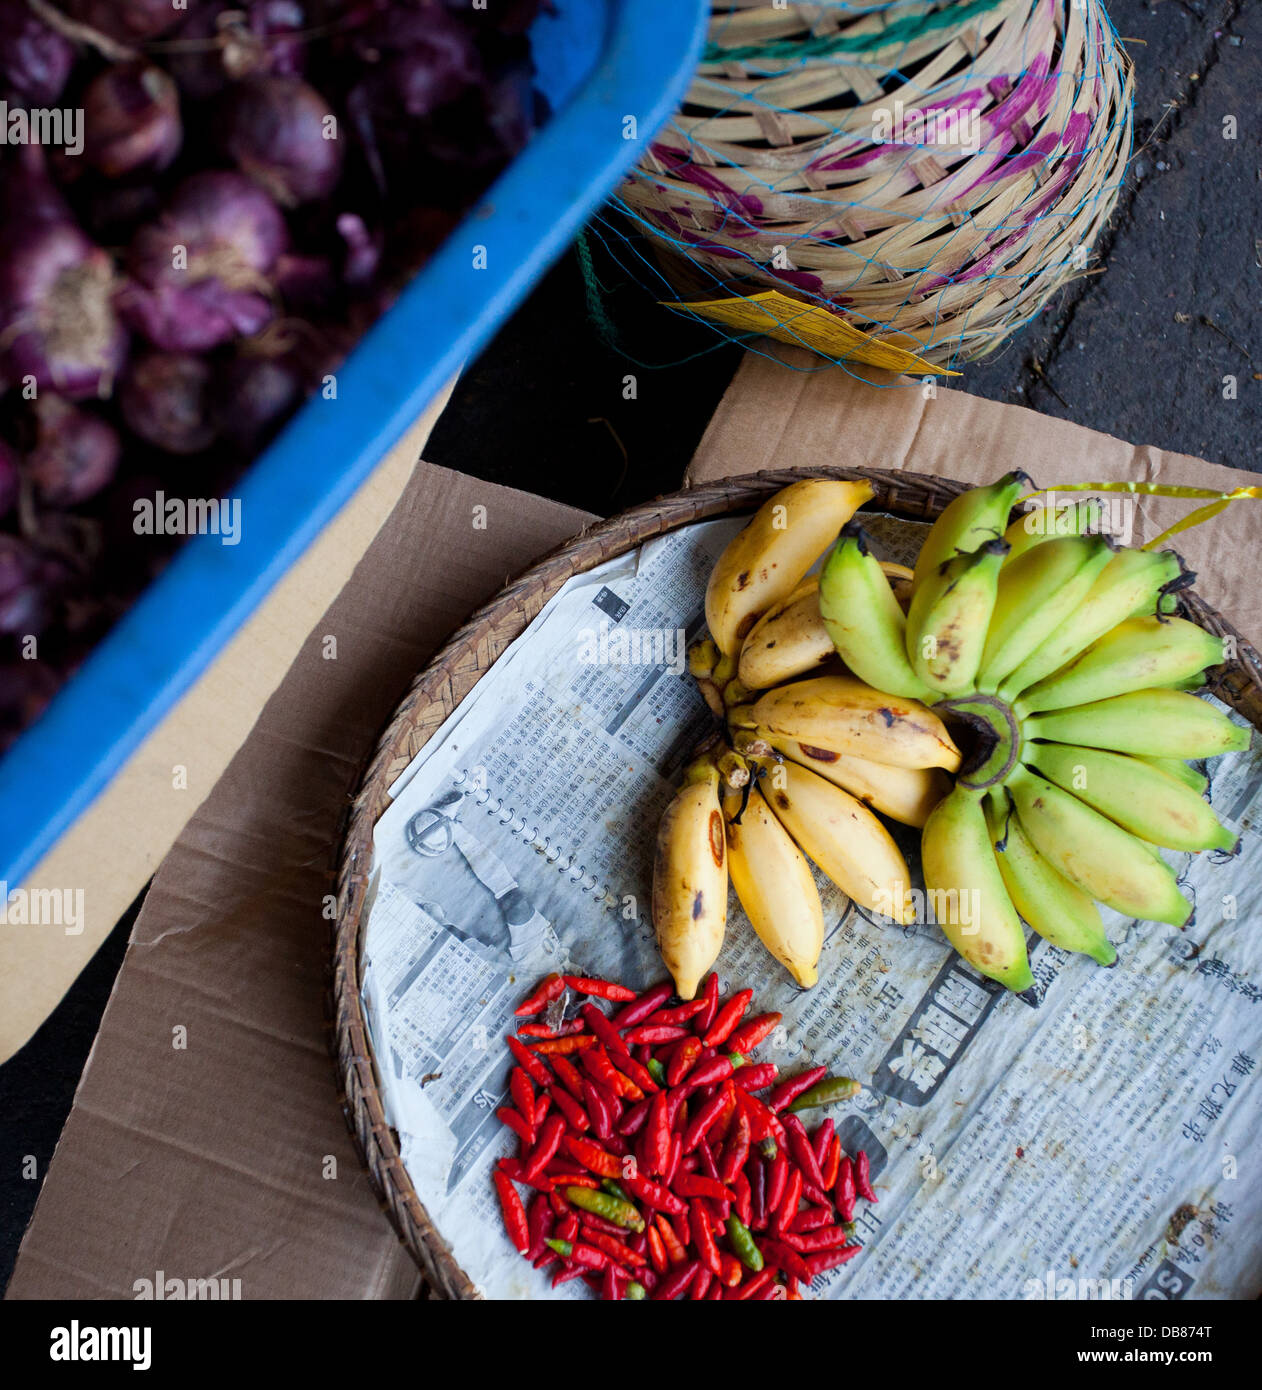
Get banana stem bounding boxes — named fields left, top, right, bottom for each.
left=935, top=693, right=1022, bottom=791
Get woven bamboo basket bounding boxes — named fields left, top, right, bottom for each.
left=616, top=0, right=1133, bottom=365
left=330, top=468, right=1260, bottom=1298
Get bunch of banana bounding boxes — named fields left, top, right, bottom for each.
left=652, top=475, right=1246, bottom=1003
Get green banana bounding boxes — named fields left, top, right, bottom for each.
left=998, top=548, right=1185, bottom=700
left=912, top=470, right=1031, bottom=594
left=920, top=784, right=1036, bottom=996
left=908, top=539, right=1008, bottom=695
left=818, top=523, right=936, bottom=701
left=985, top=790, right=1116, bottom=966
left=1135, top=755, right=1208, bottom=795
left=1023, top=689, right=1250, bottom=759
left=1023, top=741, right=1237, bottom=853
left=1014, top=616, right=1226, bottom=718
left=977, top=534, right=1116, bottom=692
left=1006, top=765, right=1192, bottom=926
left=1001, top=497, right=1106, bottom=567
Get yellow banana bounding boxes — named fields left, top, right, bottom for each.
left=976, top=534, right=1115, bottom=691
left=750, top=674, right=962, bottom=771
left=652, top=754, right=728, bottom=999
left=752, top=756, right=915, bottom=924
left=705, top=479, right=873, bottom=656
left=997, top=548, right=1185, bottom=700
left=1022, top=688, right=1250, bottom=760
left=908, top=538, right=1008, bottom=695
left=738, top=580, right=831, bottom=690
left=733, top=728, right=948, bottom=828
left=1024, top=741, right=1237, bottom=853
left=1134, top=755, right=1208, bottom=795
left=818, top=524, right=936, bottom=701
left=723, top=783, right=824, bottom=988
left=985, top=791, right=1116, bottom=966
left=1014, top=616, right=1226, bottom=717
left=1006, top=765, right=1191, bottom=926
left=920, top=784, right=1036, bottom=995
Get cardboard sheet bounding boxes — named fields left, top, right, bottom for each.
left=5, top=463, right=594, bottom=1300
left=687, top=349, right=1260, bottom=650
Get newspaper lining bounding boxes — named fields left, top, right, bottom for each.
left=361, top=515, right=1261, bottom=1300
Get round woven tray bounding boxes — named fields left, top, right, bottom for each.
left=330, top=467, right=1262, bottom=1299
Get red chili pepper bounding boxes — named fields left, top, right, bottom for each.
left=733, top=1062, right=778, bottom=1092
left=616, top=1051, right=660, bottom=1096
left=516, top=1019, right=583, bottom=1039
left=719, top=1108, right=751, bottom=1185
left=557, top=1211, right=579, bottom=1243
left=782, top=1114, right=828, bottom=1192
left=579, top=1210, right=630, bottom=1239
left=584, top=1228, right=647, bottom=1269
left=748, top=1154, right=767, bottom=1230
left=617, top=1096, right=651, bottom=1137
left=547, top=1085, right=590, bottom=1134
left=524, top=1114, right=566, bottom=1183
left=582, top=1079, right=613, bottom=1141
left=646, top=1223, right=668, bottom=1275
left=546, top=1237, right=608, bottom=1271
left=803, top=1244, right=861, bottom=1277
left=696, top=1137, right=720, bottom=1182
left=623, top=1171, right=687, bottom=1217
left=550, top=1053, right=586, bottom=1100
left=766, top=1065, right=828, bottom=1114
left=563, top=1134, right=621, bottom=1179
left=515, top=972, right=565, bottom=1017
left=732, top=1267, right=775, bottom=1301
left=547, top=1171, right=599, bottom=1190
left=758, top=1237, right=812, bottom=1284
left=690, top=1201, right=723, bottom=1276
left=765, top=1143, right=788, bottom=1214
left=664, top=1084, right=691, bottom=1131
left=689, top=1265, right=713, bottom=1300
left=812, top=1117, right=835, bottom=1167
left=505, top=1034, right=552, bottom=1088
left=645, top=1090, right=671, bottom=1177
left=736, top=1089, right=786, bottom=1146
left=855, top=1149, right=878, bottom=1203
left=664, top=1131, right=683, bottom=1186
left=552, top=1263, right=586, bottom=1287
left=610, top=981, right=674, bottom=1030
left=673, top=1171, right=731, bottom=1202
left=727, top=1012, right=782, bottom=1055
left=836, top=1155, right=857, bottom=1222
left=652, top=1257, right=700, bottom=1300
left=580, top=1002, right=632, bottom=1060
left=820, top=1133, right=841, bottom=1192
left=666, top=1036, right=702, bottom=1087
left=601, top=1264, right=620, bottom=1302
left=790, top=1204, right=833, bottom=1233
left=731, top=1168, right=752, bottom=1227
left=702, top=988, right=753, bottom=1048
left=534, top=1093, right=551, bottom=1127
left=527, top=1034, right=596, bottom=1055
left=783, top=1225, right=852, bottom=1254
left=563, top=974, right=636, bottom=1002
left=694, top=972, right=720, bottom=1035
left=681, top=1086, right=730, bottom=1153
left=493, top=1169, right=529, bottom=1252
left=655, top=1213, right=688, bottom=1267
left=772, top=1168, right=803, bottom=1239
left=495, top=1106, right=535, bottom=1146
left=526, top=1192, right=552, bottom=1262
left=640, top=999, right=707, bottom=1029
left=622, top=1024, right=689, bottom=1045
left=685, top=1054, right=736, bottom=1092
left=582, top=1044, right=641, bottom=1101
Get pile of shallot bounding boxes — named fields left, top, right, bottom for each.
left=0, top=0, right=545, bottom=749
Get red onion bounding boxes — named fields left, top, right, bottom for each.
left=352, top=8, right=483, bottom=120
left=0, top=219, right=128, bottom=399
left=336, top=212, right=382, bottom=286
left=168, top=2, right=308, bottom=99
left=213, top=353, right=302, bottom=451
left=26, top=396, right=121, bottom=506
left=120, top=352, right=216, bottom=454
left=0, top=535, right=47, bottom=634
left=0, top=0, right=75, bottom=105
left=0, top=438, right=18, bottom=517
left=68, top=0, right=188, bottom=43
left=82, top=63, right=182, bottom=178
left=121, top=171, right=287, bottom=352
left=222, top=75, right=344, bottom=207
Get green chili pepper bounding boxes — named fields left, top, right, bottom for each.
left=602, top=1178, right=630, bottom=1203
left=565, top=1185, right=645, bottom=1232
left=546, top=1237, right=574, bottom=1257
left=625, top=1281, right=647, bottom=1301
left=787, top=1075, right=862, bottom=1113
left=728, top=1051, right=747, bottom=1069
left=646, top=1057, right=667, bottom=1085
left=759, top=1137, right=778, bottom=1161
left=726, top=1213, right=764, bottom=1272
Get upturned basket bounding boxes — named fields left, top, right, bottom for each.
left=330, top=467, right=1261, bottom=1298
left=616, top=0, right=1133, bottom=365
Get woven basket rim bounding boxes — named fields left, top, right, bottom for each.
left=330, top=465, right=1262, bottom=1299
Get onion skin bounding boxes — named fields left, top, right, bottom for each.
left=82, top=63, right=182, bottom=178
left=222, top=76, right=344, bottom=207
left=0, top=220, right=128, bottom=399
left=68, top=0, right=187, bottom=43
left=120, top=352, right=217, bottom=454
left=121, top=171, right=287, bottom=352
left=27, top=397, right=121, bottom=507
left=0, top=0, right=75, bottom=105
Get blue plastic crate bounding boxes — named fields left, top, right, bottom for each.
left=0, top=0, right=707, bottom=887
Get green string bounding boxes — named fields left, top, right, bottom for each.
left=702, top=0, right=1006, bottom=65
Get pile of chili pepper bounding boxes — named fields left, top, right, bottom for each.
left=492, top=971, right=877, bottom=1300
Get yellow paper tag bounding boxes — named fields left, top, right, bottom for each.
left=660, top=289, right=960, bottom=376
left=1022, top=481, right=1262, bottom=549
